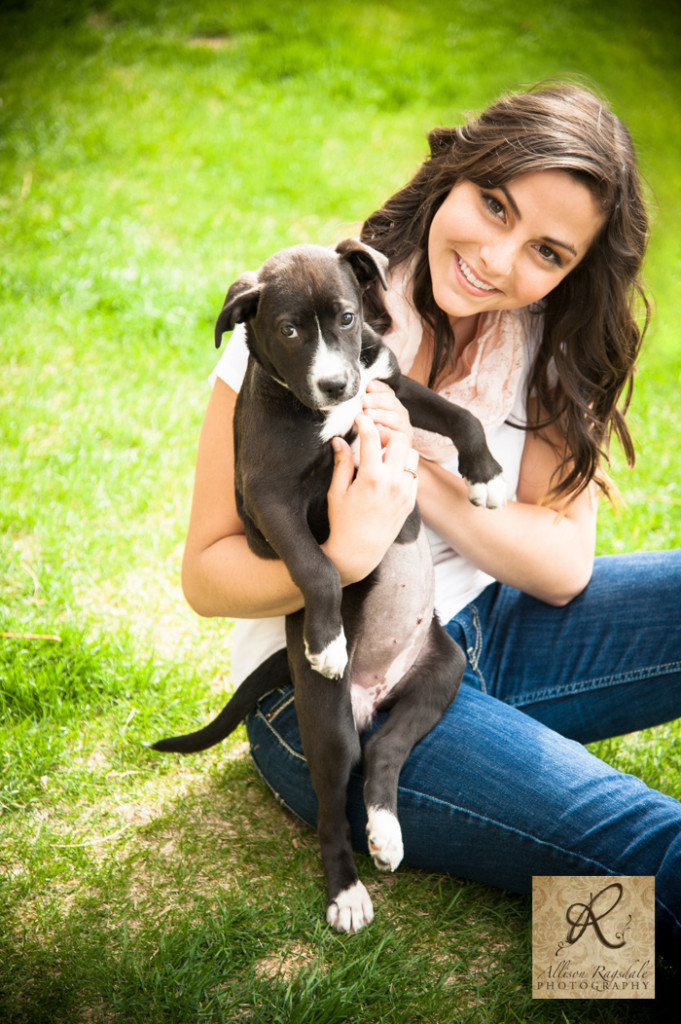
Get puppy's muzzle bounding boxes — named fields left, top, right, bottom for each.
left=317, top=373, right=355, bottom=405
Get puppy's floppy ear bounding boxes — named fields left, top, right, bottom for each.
left=335, top=238, right=389, bottom=292
left=215, top=271, right=261, bottom=349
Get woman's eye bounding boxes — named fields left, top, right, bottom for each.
left=340, top=312, right=355, bottom=327
left=280, top=324, right=297, bottom=338
left=483, top=192, right=505, bottom=218
left=536, top=244, right=562, bottom=266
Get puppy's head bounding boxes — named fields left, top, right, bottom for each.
left=215, top=240, right=388, bottom=410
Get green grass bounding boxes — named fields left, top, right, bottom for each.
left=1, top=0, right=680, bottom=1020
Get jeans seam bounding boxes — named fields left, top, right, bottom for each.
left=397, top=785, right=680, bottom=928
left=248, top=738, right=313, bottom=823
left=505, top=660, right=681, bottom=708
left=252, top=703, right=306, bottom=761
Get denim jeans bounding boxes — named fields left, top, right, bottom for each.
left=244, top=551, right=681, bottom=956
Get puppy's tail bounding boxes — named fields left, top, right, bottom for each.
left=150, top=649, right=289, bottom=754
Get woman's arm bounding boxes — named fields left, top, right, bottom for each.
left=362, top=382, right=597, bottom=607
left=415, top=423, right=598, bottom=607
left=181, top=378, right=419, bottom=619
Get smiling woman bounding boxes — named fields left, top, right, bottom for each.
left=181, top=79, right=681, bottom=957
left=362, top=82, right=649, bottom=504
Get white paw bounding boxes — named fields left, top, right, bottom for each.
left=467, top=473, right=506, bottom=509
left=366, top=807, right=404, bottom=872
left=326, top=881, right=374, bottom=933
left=305, top=628, right=348, bottom=679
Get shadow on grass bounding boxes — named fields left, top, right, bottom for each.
left=2, top=754, right=675, bottom=1024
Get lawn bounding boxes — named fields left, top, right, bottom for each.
left=1, top=0, right=680, bottom=1021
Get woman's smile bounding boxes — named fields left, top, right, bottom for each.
left=454, top=253, right=500, bottom=294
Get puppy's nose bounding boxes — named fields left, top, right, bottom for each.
left=319, top=376, right=350, bottom=402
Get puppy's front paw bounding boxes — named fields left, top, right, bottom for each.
left=467, top=473, right=506, bottom=509
left=305, top=628, right=348, bottom=679
left=366, top=806, right=404, bottom=872
left=326, top=880, right=374, bottom=933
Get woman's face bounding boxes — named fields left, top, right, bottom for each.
left=427, top=170, right=605, bottom=320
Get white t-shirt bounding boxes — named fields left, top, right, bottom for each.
left=211, top=284, right=541, bottom=685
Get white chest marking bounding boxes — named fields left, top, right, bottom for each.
left=319, top=393, right=363, bottom=443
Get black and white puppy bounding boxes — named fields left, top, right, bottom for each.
left=153, top=239, right=504, bottom=932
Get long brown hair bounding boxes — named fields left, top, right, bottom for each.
left=361, top=81, right=650, bottom=502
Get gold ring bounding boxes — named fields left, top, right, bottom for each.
left=404, top=449, right=420, bottom=478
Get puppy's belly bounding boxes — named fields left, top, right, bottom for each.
left=349, top=524, right=435, bottom=732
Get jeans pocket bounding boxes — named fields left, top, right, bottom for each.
left=257, top=684, right=296, bottom=723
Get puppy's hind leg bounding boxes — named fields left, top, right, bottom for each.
left=304, top=700, right=372, bottom=932
left=362, top=622, right=465, bottom=873
left=290, top=633, right=373, bottom=933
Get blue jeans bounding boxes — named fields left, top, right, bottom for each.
left=245, top=551, right=681, bottom=956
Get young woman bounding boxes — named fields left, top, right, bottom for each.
left=181, top=82, right=681, bottom=956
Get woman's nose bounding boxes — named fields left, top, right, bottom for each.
left=479, top=237, right=516, bottom=279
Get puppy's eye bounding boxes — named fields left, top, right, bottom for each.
left=280, top=324, right=297, bottom=339
left=340, top=312, right=355, bottom=328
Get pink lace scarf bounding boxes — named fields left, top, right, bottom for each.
left=383, top=257, right=530, bottom=462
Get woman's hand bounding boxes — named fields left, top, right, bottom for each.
left=361, top=379, right=415, bottom=447
left=323, top=412, right=419, bottom=586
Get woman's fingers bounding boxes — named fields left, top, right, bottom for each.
left=353, top=412, right=385, bottom=476
left=355, top=414, right=418, bottom=487
left=329, top=435, right=355, bottom=495
left=324, top=415, right=419, bottom=585
left=330, top=414, right=417, bottom=491
left=362, top=379, right=414, bottom=445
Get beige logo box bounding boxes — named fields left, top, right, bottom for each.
left=532, top=876, right=655, bottom=999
